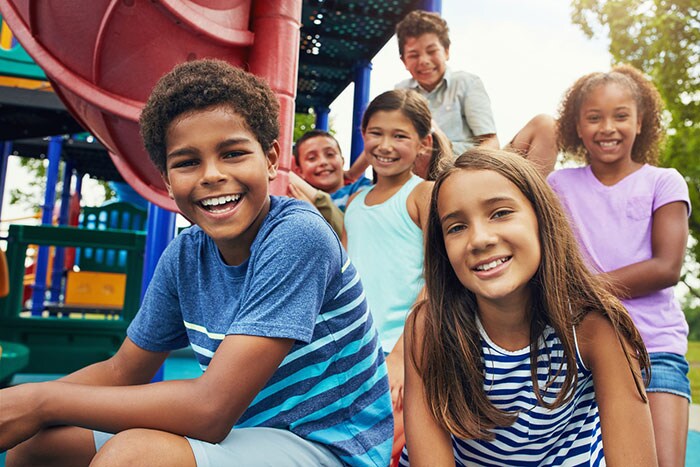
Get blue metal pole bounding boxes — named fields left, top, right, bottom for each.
left=314, top=106, right=330, bottom=131
left=421, top=0, right=442, bottom=13
left=0, top=141, right=11, bottom=221
left=350, top=60, right=372, bottom=163
left=31, top=136, right=63, bottom=315
left=141, top=202, right=177, bottom=382
left=50, top=160, right=74, bottom=302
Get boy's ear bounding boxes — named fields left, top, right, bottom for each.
left=445, top=47, right=450, bottom=61
left=161, top=172, right=174, bottom=199
left=266, top=140, right=281, bottom=180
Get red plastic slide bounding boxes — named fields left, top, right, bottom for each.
left=0, top=0, right=300, bottom=210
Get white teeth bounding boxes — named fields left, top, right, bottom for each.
left=376, top=156, right=395, bottom=163
left=599, top=141, right=619, bottom=148
left=475, top=257, right=509, bottom=271
left=201, top=194, right=240, bottom=207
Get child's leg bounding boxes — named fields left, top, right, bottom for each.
left=505, top=114, right=558, bottom=177
left=645, top=352, right=691, bottom=467
left=91, top=428, right=196, bottom=467
left=6, top=426, right=96, bottom=467
left=93, top=426, right=344, bottom=466
left=648, top=393, right=689, bottom=467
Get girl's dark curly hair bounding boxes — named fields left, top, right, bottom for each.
left=140, top=59, right=280, bottom=172
left=556, top=64, right=664, bottom=165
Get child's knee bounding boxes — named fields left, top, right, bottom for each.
left=92, top=428, right=195, bottom=467
left=92, top=429, right=153, bottom=466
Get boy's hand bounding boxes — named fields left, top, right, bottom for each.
left=0, top=384, right=45, bottom=452
left=287, top=171, right=317, bottom=205
left=287, top=181, right=314, bottom=205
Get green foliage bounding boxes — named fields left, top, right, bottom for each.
left=687, top=341, right=700, bottom=403
left=9, top=157, right=116, bottom=215
left=571, top=0, right=700, bottom=285
left=9, top=158, right=47, bottom=214
left=293, top=112, right=317, bottom=142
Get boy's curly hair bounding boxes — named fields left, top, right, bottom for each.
left=396, top=10, right=450, bottom=57
left=140, top=59, right=280, bottom=172
left=556, top=64, right=664, bottom=165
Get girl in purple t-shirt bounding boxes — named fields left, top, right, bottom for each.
left=550, top=64, right=691, bottom=467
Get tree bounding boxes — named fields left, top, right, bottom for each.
left=294, top=111, right=317, bottom=142
left=571, top=0, right=700, bottom=292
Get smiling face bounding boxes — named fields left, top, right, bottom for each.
left=363, top=109, right=431, bottom=181
left=576, top=82, right=642, bottom=173
left=401, top=33, right=449, bottom=92
left=437, top=169, right=540, bottom=313
left=163, top=105, right=278, bottom=265
left=294, top=135, right=345, bottom=193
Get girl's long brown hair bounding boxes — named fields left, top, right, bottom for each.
left=410, top=148, right=650, bottom=440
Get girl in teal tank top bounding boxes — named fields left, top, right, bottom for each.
left=343, top=89, right=452, bottom=462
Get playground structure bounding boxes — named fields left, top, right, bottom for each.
left=0, top=0, right=440, bottom=381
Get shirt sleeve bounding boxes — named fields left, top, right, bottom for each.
left=460, top=74, right=497, bottom=137
left=653, top=168, right=691, bottom=216
left=127, top=236, right=189, bottom=352
left=227, top=208, right=342, bottom=343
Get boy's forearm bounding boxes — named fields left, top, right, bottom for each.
left=39, top=378, right=237, bottom=443
left=59, top=338, right=168, bottom=387
left=39, top=335, right=292, bottom=444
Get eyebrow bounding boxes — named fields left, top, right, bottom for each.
left=439, top=196, right=517, bottom=223
left=166, top=137, right=252, bottom=159
left=583, top=105, right=633, bottom=113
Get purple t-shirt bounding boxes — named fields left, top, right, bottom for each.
left=548, top=165, right=691, bottom=354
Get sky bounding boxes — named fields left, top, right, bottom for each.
left=328, top=0, right=612, bottom=159
left=1, top=0, right=612, bottom=228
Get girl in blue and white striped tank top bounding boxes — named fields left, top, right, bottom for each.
left=401, top=150, right=656, bottom=466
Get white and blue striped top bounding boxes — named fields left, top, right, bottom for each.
left=400, top=321, right=604, bottom=466
left=129, top=197, right=393, bottom=466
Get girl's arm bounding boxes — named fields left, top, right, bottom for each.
left=578, top=312, right=657, bottom=466
left=0, top=334, right=293, bottom=451
left=403, top=310, right=455, bottom=466
left=602, top=201, right=688, bottom=298
left=341, top=190, right=363, bottom=248
left=407, top=181, right=435, bottom=230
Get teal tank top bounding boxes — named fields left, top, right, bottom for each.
left=344, top=174, right=424, bottom=352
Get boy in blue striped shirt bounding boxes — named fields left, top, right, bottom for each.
left=1, top=59, right=393, bottom=467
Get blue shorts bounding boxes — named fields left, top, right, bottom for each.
left=94, top=427, right=343, bottom=467
left=643, top=352, right=692, bottom=402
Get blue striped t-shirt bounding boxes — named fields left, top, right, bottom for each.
left=400, top=322, right=604, bottom=466
left=128, top=196, right=393, bottom=466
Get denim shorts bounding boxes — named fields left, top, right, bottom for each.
left=642, top=352, right=692, bottom=402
